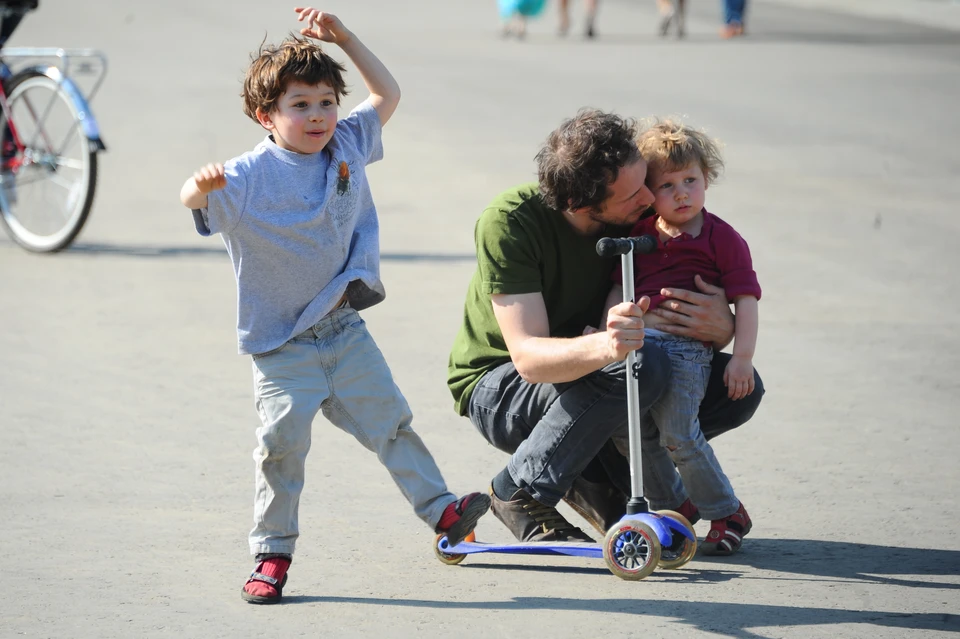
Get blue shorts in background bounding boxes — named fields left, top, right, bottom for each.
left=499, top=0, right=548, bottom=19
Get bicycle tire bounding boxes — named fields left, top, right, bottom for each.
left=0, top=69, right=98, bottom=252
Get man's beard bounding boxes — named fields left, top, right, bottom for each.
left=587, top=204, right=654, bottom=227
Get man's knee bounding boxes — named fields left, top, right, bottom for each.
left=468, top=405, right=527, bottom=455
left=740, top=369, right=765, bottom=422
left=700, top=365, right=765, bottom=441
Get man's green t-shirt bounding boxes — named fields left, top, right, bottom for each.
left=447, top=183, right=629, bottom=416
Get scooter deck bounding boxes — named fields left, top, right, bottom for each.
left=437, top=512, right=693, bottom=559
left=442, top=539, right=603, bottom=558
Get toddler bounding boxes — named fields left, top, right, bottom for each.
left=603, top=119, right=760, bottom=555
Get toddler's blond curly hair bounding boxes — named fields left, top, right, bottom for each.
left=636, top=119, right=724, bottom=185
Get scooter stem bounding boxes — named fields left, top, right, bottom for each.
left=621, top=249, right=649, bottom=516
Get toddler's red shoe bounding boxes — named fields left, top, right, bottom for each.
left=702, top=501, right=752, bottom=556
left=673, top=498, right=701, bottom=525
left=436, top=492, right=491, bottom=547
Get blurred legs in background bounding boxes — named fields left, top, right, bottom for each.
left=656, top=0, right=686, bottom=38
left=499, top=0, right=548, bottom=38
left=558, top=0, right=599, bottom=38
left=721, top=0, right=747, bottom=38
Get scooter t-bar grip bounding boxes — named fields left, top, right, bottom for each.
left=595, top=234, right=658, bottom=257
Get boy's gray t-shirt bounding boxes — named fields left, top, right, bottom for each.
left=195, top=101, right=385, bottom=355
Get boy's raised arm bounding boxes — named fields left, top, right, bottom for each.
left=295, top=8, right=401, bottom=127
left=180, top=163, right=226, bottom=210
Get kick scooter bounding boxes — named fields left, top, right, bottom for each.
left=434, top=235, right=698, bottom=581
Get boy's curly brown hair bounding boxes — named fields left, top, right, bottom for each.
left=636, top=119, right=724, bottom=185
left=241, top=36, right=349, bottom=122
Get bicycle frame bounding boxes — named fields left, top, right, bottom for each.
left=0, top=47, right=107, bottom=160
left=0, top=77, right=23, bottom=170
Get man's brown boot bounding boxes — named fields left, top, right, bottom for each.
left=562, top=475, right=628, bottom=535
left=489, top=485, right=594, bottom=542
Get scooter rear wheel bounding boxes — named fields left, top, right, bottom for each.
left=433, top=532, right=473, bottom=566
left=654, top=510, right=697, bottom=569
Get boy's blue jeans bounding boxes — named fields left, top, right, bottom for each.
left=467, top=339, right=762, bottom=514
left=637, top=331, right=739, bottom=520
left=724, top=0, right=746, bottom=25
left=248, top=307, right=456, bottom=555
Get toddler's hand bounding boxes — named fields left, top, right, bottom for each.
left=295, top=7, right=351, bottom=45
left=723, top=355, right=755, bottom=400
left=193, top=163, right=226, bottom=194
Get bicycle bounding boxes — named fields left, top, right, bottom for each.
left=0, top=0, right=108, bottom=252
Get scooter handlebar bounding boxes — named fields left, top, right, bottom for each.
left=595, top=234, right=658, bottom=257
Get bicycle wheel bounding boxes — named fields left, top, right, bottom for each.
left=0, top=70, right=97, bottom=252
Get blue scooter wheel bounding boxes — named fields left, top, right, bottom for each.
left=602, top=520, right=661, bottom=580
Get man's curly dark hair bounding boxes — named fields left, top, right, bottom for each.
left=535, top=109, right=640, bottom=213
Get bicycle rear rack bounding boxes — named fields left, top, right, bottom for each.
left=1, top=47, right=107, bottom=104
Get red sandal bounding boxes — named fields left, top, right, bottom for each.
left=241, top=556, right=291, bottom=604
left=702, top=502, right=752, bottom=556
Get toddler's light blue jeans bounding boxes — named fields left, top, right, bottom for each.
left=248, top=307, right=455, bottom=555
left=639, top=330, right=740, bottom=520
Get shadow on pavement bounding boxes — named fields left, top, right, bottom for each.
left=381, top=252, right=475, bottom=263
left=735, top=31, right=960, bottom=46
left=66, top=242, right=228, bottom=258
left=2, top=241, right=476, bottom=262
left=281, top=594, right=958, bottom=636
left=717, top=538, right=960, bottom=590
left=430, top=539, right=960, bottom=590
left=278, top=540, right=960, bottom=634
left=519, top=31, right=960, bottom=46
left=459, top=562, right=739, bottom=584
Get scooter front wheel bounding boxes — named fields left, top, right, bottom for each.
left=654, top=510, right=697, bottom=569
left=603, top=520, right=661, bottom=580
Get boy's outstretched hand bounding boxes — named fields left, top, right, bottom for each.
left=295, top=8, right=351, bottom=45
left=194, top=163, right=226, bottom=194
left=723, top=355, right=755, bottom=400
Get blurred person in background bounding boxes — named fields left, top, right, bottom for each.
left=558, top=0, right=599, bottom=38
left=721, top=0, right=747, bottom=38
left=656, top=0, right=686, bottom=38
left=499, top=0, right=548, bottom=38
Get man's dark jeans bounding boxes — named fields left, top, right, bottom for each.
left=467, top=343, right=764, bottom=506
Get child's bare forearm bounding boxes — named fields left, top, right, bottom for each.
left=182, top=163, right=225, bottom=209
left=338, top=33, right=400, bottom=126
left=180, top=177, right=208, bottom=210
left=732, top=296, right=758, bottom=359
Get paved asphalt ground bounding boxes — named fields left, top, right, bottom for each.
left=1, top=0, right=959, bottom=637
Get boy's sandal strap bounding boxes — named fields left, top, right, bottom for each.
left=241, top=564, right=289, bottom=604
left=248, top=571, right=279, bottom=586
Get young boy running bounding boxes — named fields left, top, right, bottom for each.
left=179, top=7, right=489, bottom=604
left=602, top=119, right=760, bottom=555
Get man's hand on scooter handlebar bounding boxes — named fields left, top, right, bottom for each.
left=603, top=296, right=650, bottom=361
